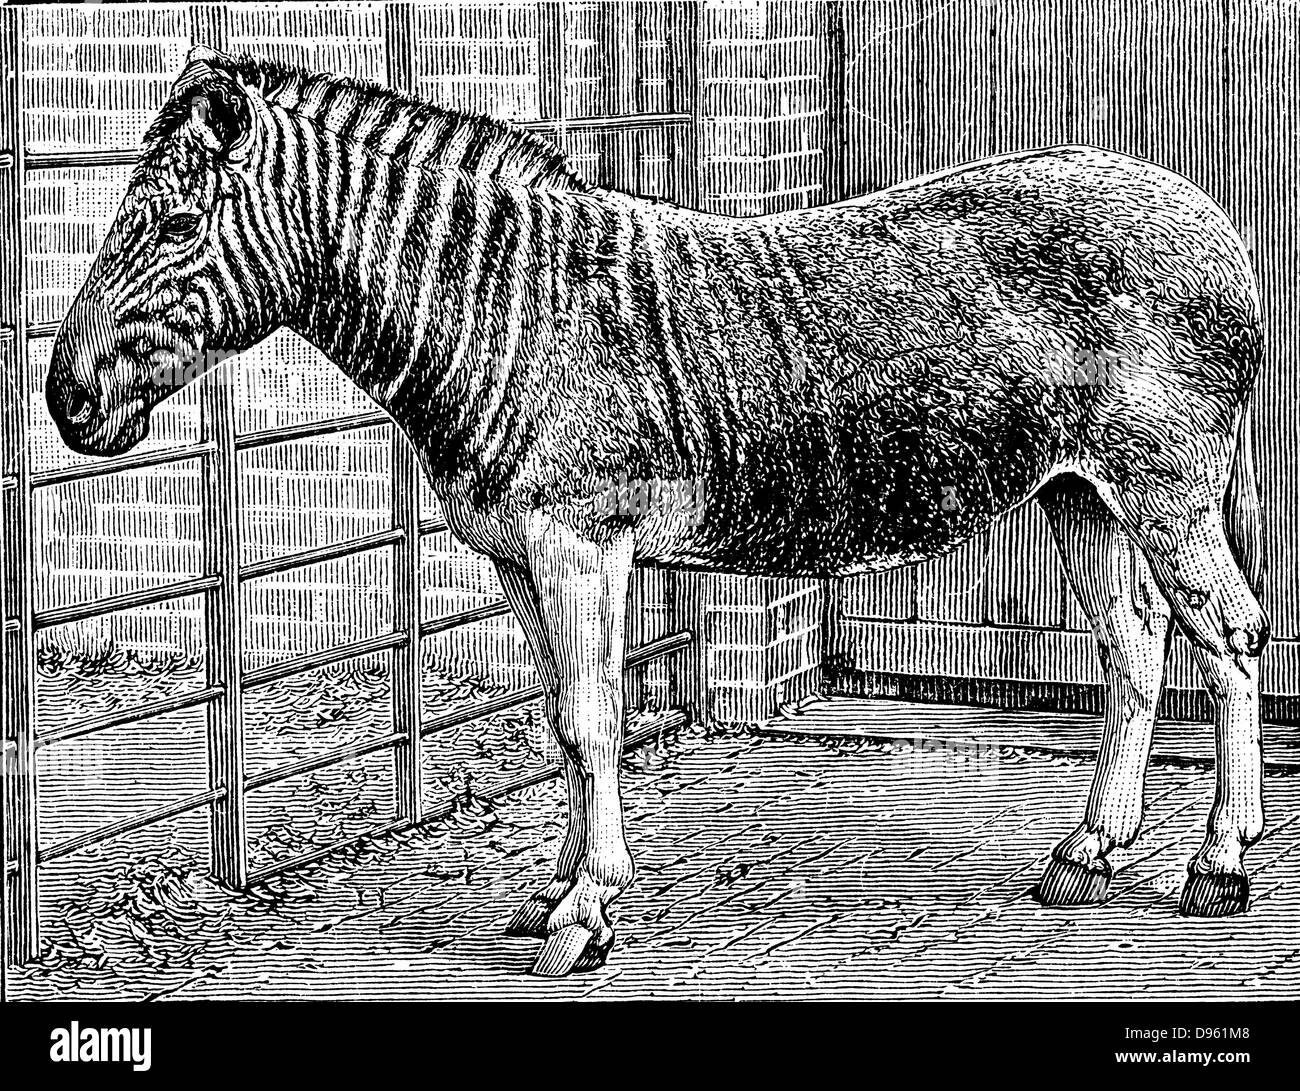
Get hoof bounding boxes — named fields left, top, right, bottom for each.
left=1179, top=870, right=1249, bottom=918
left=1036, top=856, right=1112, bottom=907
left=529, top=924, right=615, bottom=978
left=504, top=893, right=559, bottom=939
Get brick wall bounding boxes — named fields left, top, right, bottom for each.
left=705, top=576, right=822, bottom=722
left=415, top=2, right=541, bottom=119
left=661, top=2, right=834, bottom=721
left=22, top=4, right=536, bottom=686
left=701, top=0, right=829, bottom=216
left=21, top=6, right=191, bottom=156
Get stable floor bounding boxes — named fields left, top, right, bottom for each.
left=13, top=708, right=1300, bottom=1001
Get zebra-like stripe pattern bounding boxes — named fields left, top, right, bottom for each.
left=138, top=54, right=745, bottom=496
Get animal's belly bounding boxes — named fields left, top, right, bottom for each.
left=633, top=397, right=1060, bottom=577
left=636, top=477, right=1022, bottom=578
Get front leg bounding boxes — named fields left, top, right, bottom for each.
left=493, top=558, right=585, bottom=939
left=525, top=512, right=635, bottom=976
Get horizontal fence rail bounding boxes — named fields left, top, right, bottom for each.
left=33, top=686, right=226, bottom=750
left=244, top=709, right=688, bottom=887
left=30, top=630, right=693, bottom=876
left=246, top=818, right=409, bottom=886
left=234, top=412, right=390, bottom=450
left=34, top=574, right=221, bottom=629
left=244, top=731, right=406, bottom=793
left=20, top=111, right=692, bottom=176
left=24, top=147, right=141, bottom=171
left=39, top=788, right=227, bottom=865
left=242, top=631, right=409, bottom=690
left=239, top=528, right=406, bottom=581
left=31, top=441, right=216, bottom=488
left=419, top=599, right=512, bottom=638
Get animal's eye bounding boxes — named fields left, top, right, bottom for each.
left=158, top=212, right=203, bottom=240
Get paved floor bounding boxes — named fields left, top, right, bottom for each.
left=13, top=714, right=1300, bottom=1001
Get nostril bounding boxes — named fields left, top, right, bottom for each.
left=64, top=389, right=94, bottom=426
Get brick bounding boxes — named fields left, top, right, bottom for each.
left=703, top=75, right=823, bottom=119
left=417, top=7, right=457, bottom=39
left=503, top=4, right=537, bottom=40
left=771, top=587, right=821, bottom=638
left=708, top=644, right=766, bottom=686
left=478, top=42, right=534, bottom=78
left=710, top=36, right=819, bottom=80
left=461, top=6, right=505, bottom=39
left=704, top=3, right=766, bottom=42
left=765, top=3, right=821, bottom=38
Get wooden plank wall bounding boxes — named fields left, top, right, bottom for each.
left=836, top=0, right=1300, bottom=716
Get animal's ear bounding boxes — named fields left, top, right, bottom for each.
left=186, top=79, right=252, bottom=157
left=172, top=47, right=251, bottom=157
left=172, top=44, right=232, bottom=97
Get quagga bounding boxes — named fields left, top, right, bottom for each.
left=48, top=48, right=1270, bottom=977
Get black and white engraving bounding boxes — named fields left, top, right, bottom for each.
left=2, top=1, right=1296, bottom=1004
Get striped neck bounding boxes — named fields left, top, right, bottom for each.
left=267, top=98, right=608, bottom=486
left=198, top=55, right=599, bottom=486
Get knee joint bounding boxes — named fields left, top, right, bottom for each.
left=552, top=681, right=622, bottom=756
left=1224, top=607, right=1270, bottom=660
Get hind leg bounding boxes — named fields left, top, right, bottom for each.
left=1036, top=478, right=1174, bottom=905
left=1148, top=512, right=1266, bottom=916
left=1094, top=457, right=1268, bottom=916
left=1180, top=640, right=1264, bottom=915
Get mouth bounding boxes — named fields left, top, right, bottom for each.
left=48, top=301, right=202, bottom=457
left=59, top=398, right=151, bottom=457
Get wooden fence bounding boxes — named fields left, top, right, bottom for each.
left=0, top=0, right=707, bottom=969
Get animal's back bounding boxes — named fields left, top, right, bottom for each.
left=542, top=146, right=1262, bottom=577
left=785, top=144, right=1259, bottom=389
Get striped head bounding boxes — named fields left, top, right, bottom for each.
left=47, top=46, right=587, bottom=458
left=46, top=48, right=291, bottom=455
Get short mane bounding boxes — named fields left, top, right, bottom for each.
left=145, top=50, right=590, bottom=194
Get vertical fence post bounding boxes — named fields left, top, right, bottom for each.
left=665, top=3, right=705, bottom=727
left=604, top=0, right=636, bottom=193
left=193, top=4, right=246, bottom=888
left=384, top=2, right=423, bottom=826
left=538, top=1, right=565, bottom=125
left=819, top=0, right=846, bottom=693
left=200, top=377, right=247, bottom=887
left=623, top=569, right=646, bottom=714
left=661, top=5, right=707, bottom=724
left=0, top=2, right=37, bottom=968
left=390, top=437, right=422, bottom=824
